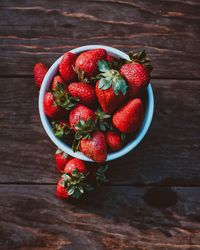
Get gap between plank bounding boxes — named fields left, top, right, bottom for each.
left=0, top=182, right=200, bottom=187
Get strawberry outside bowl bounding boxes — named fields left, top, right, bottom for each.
left=39, top=45, right=154, bottom=162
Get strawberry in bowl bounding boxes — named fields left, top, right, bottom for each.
left=39, top=45, right=154, bottom=162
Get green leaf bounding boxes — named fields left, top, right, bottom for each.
left=96, top=165, right=109, bottom=182
left=120, top=78, right=128, bottom=95
left=75, top=131, right=82, bottom=140
left=121, top=133, right=126, bottom=142
left=100, top=80, right=112, bottom=90
left=68, top=186, right=75, bottom=195
left=73, top=189, right=81, bottom=199
left=98, top=78, right=107, bottom=89
left=100, top=123, right=106, bottom=132
left=72, top=168, right=78, bottom=177
left=79, top=186, right=84, bottom=194
left=98, top=60, right=110, bottom=72
left=60, top=180, right=66, bottom=187
left=63, top=152, right=68, bottom=159
left=72, top=140, right=80, bottom=152
left=113, top=78, right=121, bottom=95
left=61, top=173, right=72, bottom=182
left=55, top=148, right=63, bottom=154
left=79, top=119, right=85, bottom=126
left=54, top=129, right=64, bottom=138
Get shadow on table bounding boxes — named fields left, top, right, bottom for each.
left=68, top=185, right=183, bottom=238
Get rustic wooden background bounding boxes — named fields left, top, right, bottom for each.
left=0, top=0, right=200, bottom=249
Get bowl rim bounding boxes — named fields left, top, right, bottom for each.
left=39, top=45, right=154, bottom=162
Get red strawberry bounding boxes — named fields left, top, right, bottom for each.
left=33, top=63, right=48, bottom=88
left=106, top=131, right=122, bottom=152
left=112, top=98, right=144, bottom=133
left=95, top=60, right=128, bottom=114
left=68, top=82, right=96, bottom=107
left=69, top=104, right=96, bottom=131
left=75, top=48, right=107, bottom=77
left=64, top=158, right=87, bottom=175
left=61, top=159, right=93, bottom=199
left=43, top=84, right=78, bottom=119
left=106, top=54, right=118, bottom=63
left=56, top=178, right=70, bottom=199
left=59, top=52, right=77, bottom=82
left=95, top=80, right=127, bottom=114
left=51, top=75, right=66, bottom=91
left=120, top=50, right=152, bottom=97
left=80, top=131, right=107, bottom=162
left=43, top=92, right=64, bottom=119
left=55, top=149, right=72, bottom=173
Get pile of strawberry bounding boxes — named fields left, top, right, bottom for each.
left=34, top=47, right=152, bottom=200
left=54, top=149, right=108, bottom=199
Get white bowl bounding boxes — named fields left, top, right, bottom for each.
left=39, top=45, right=154, bottom=162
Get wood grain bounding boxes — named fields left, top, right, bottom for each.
left=0, top=185, right=200, bottom=250
left=0, top=77, right=199, bottom=185
left=0, top=0, right=200, bottom=78
left=0, top=1, right=200, bottom=248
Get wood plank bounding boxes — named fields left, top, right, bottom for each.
left=0, top=77, right=199, bottom=185
left=0, top=185, right=200, bottom=249
left=0, top=0, right=200, bottom=78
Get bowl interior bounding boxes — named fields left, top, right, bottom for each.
left=39, top=45, right=154, bottom=162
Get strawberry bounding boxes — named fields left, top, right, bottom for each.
left=43, top=83, right=79, bottom=119
left=80, top=131, right=107, bottom=162
left=61, top=160, right=93, bottom=199
left=43, top=92, right=64, bottom=119
left=64, top=158, right=87, bottom=175
left=95, top=60, right=128, bottom=114
left=56, top=178, right=70, bottom=199
left=112, top=98, right=144, bottom=133
left=55, top=148, right=72, bottom=173
left=106, top=54, right=116, bottom=63
left=59, top=52, right=77, bottom=82
left=69, top=104, right=96, bottom=131
left=75, top=48, right=107, bottom=77
left=68, top=82, right=96, bottom=107
left=51, top=75, right=66, bottom=91
left=106, top=131, right=122, bottom=152
left=120, top=50, right=152, bottom=97
left=96, top=81, right=127, bottom=114
left=33, top=63, right=48, bottom=88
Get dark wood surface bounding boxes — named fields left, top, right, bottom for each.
left=0, top=1, right=200, bottom=249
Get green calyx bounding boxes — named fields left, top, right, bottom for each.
left=96, top=165, right=109, bottom=184
left=74, top=118, right=97, bottom=140
left=95, top=110, right=111, bottom=132
left=55, top=148, right=69, bottom=159
left=55, top=148, right=63, bottom=154
left=75, top=66, right=90, bottom=83
left=128, top=50, right=153, bottom=72
left=97, top=60, right=127, bottom=96
left=53, top=83, right=79, bottom=110
left=72, top=118, right=97, bottom=152
left=72, top=110, right=112, bottom=151
left=52, top=121, right=71, bottom=139
left=120, top=133, right=126, bottom=142
left=61, top=168, right=93, bottom=199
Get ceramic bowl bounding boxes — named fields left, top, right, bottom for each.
left=39, top=45, right=154, bottom=161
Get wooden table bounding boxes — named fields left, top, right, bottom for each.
left=0, top=1, right=200, bottom=249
